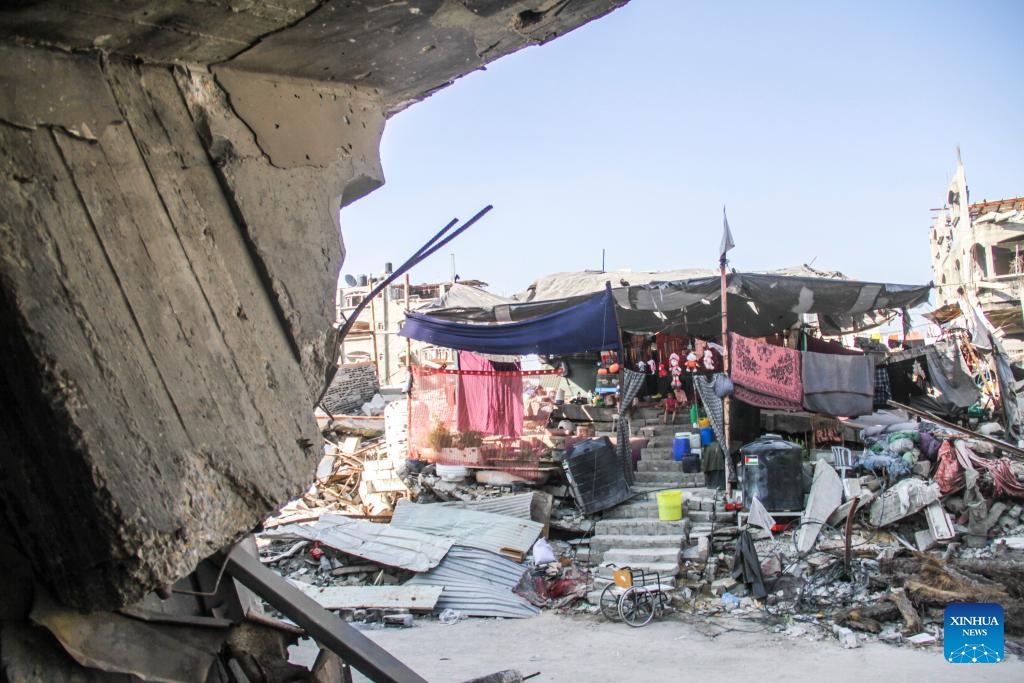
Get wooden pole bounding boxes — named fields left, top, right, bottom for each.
left=720, top=258, right=733, bottom=498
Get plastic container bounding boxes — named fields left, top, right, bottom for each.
left=673, top=433, right=691, bottom=461
left=740, top=434, right=805, bottom=511
left=688, top=432, right=701, bottom=450
left=700, top=426, right=715, bottom=446
left=436, top=464, right=470, bottom=483
left=680, top=454, right=700, bottom=473
left=656, top=490, right=683, bottom=521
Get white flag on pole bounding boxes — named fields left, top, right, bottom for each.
left=720, top=206, right=735, bottom=262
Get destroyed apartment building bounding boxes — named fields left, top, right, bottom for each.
left=930, top=159, right=1024, bottom=361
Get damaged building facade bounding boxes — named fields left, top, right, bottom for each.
left=0, top=0, right=629, bottom=621
left=930, top=160, right=1024, bottom=360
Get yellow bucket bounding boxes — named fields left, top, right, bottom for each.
left=656, top=490, right=683, bottom=521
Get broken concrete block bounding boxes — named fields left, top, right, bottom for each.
left=681, top=536, right=710, bottom=562
left=980, top=502, right=1009, bottom=535
left=760, top=554, right=782, bottom=577
left=832, top=624, right=860, bottom=649
left=907, top=632, right=936, bottom=646
left=915, top=528, right=936, bottom=551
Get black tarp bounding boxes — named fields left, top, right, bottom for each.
left=423, top=272, right=931, bottom=338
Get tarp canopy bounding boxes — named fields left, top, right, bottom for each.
left=424, top=269, right=932, bottom=338
left=400, top=285, right=619, bottom=355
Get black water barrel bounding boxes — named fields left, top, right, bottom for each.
left=741, top=434, right=805, bottom=511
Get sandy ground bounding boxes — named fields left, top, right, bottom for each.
left=293, top=611, right=1024, bottom=683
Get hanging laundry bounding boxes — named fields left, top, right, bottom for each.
left=801, top=351, right=874, bottom=417
left=874, top=364, right=892, bottom=408
left=729, top=333, right=803, bottom=411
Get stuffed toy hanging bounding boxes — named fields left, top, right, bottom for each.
left=703, top=348, right=715, bottom=371
left=669, top=353, right=682, bottom=390
left=685, top=350, right=699, bottom=373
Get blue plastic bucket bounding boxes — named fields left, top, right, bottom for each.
left=700, top=426, right=715, bottom=446
left=673, top=433, right=691, bottom=461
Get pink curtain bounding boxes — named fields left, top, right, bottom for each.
left=456, top=351, right=524, bottom=437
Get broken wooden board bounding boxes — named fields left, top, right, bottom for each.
left=795, top=460, right=843, bottom=553
left=288, top=582, right=442, bottom=612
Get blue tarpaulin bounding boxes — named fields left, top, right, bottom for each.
left=400, top=286, right=619, bottom=355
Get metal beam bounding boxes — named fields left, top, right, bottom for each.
left=222, top=543, right=427, bottom=683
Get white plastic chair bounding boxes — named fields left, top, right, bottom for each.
left=831, top=445, right=854, bottom=479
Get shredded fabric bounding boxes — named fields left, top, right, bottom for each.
left=934, top=440, right=964, bottom=494
left=953, top=440, right=1024, bottom=499
left=729, top=333, right=803, bottom=411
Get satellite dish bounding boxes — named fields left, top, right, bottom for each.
left=343, top=274, right=357, bottom=287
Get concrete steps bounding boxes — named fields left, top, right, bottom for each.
left=582, top=411, right=731, bottom=606
left=595, top=518, right=690, bottom=536
left=604, top=547, right=681, bottom=566
left=636, top=460, right=683, bottom=472
left=589, top=534, right=683, bottom=563
left=634, top=470, right=690, bottom=484
left=639, top=447, right=677, bottom=461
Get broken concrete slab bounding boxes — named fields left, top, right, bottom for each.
left=0, top=0, right=629, bottom=611
left=795, top=461, right=843, bottom=553
left=289, top=583, right=442, bottom=612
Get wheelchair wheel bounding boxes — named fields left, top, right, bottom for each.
left=599, top=584, right=621, bottom=621
left=618, top=587, right=655, bottom=627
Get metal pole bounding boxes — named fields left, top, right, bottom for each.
left=720, top=259, right=733, bottom=498
left=369, top=284, right=380, bottom=381
left=405, top=274, right=413, bottom=460
left=382, top=282, right=391, bottom=384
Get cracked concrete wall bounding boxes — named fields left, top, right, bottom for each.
left=0, top=45, right=386, bottom=609
left=0, top=0, right=628, bottom=610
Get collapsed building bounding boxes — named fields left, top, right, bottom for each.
left=0, top=0, right=629, bottom=677
left=930, top=159, right=1024, bottom=359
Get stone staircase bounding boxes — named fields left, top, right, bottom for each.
left=584, top=407, right=735, bottom=605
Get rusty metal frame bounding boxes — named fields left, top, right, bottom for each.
left=221, top=543, right=427, bottom=683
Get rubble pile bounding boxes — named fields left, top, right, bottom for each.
left=253, top=405, right=1024, bottom=662
left=662, top=420, right=1024, bottom=651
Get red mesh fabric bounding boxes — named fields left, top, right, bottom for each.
left=409, top=364, right=560, bottom=479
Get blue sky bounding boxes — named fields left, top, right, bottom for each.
left=339, top=0, right=1023, bottom=300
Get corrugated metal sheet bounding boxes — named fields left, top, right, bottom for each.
left=390, top=500, right=543, bottom=560
left=439, top=491, right=545, bottom=521
left=261, top=513, right=452, bottom=572
left=405, top=546, right=539, bottom=618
